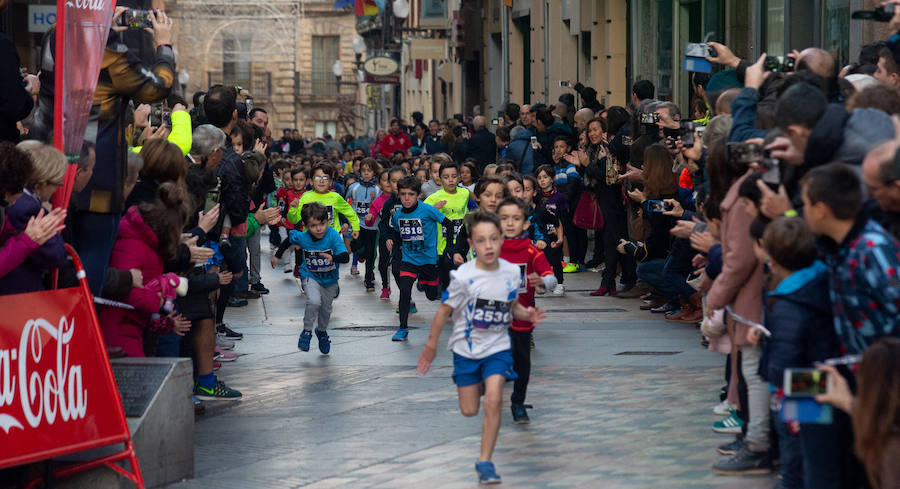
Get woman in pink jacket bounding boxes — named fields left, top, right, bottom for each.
left=99, top=182, right=190, bottom=357
left=705, top=139, right=770, bottom=474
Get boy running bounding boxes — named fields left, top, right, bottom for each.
left=287, top=161, right=360, bottom=240
left=418, top=210, right=546, bottom=484
left=425, top=160, right=474, bottom=288
left=497, top=197, right=556, bottom=424
left=388, top=175, right=454, bottom=341
left=288, top=202, right=349, bottom=354
left=347, top=158, right=382, bottom=291
left=371, top=166, right=408, bottom=300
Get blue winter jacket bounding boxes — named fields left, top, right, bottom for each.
left=506, top=128, right=540, bottom=175
left=760, top=261, right=842, bottom=387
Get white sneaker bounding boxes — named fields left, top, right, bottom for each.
left=713, top=400, right=735, bottom=417
left=216, top=335, right=235, bottom=350
left=552, top=283, right=566, bottom=296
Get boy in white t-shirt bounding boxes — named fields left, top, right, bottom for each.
left=418, top=210, right=546, bottom=485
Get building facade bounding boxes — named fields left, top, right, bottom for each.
left=167, top=0, right=366, bottom=138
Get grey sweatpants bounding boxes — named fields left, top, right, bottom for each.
left=741, top=344, right=771, bottom=452
left=302, top=278, right=338, bottom=332
left=248, top=230, right=261, bottom=285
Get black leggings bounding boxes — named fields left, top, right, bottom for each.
left=397, top=262, right=439, bottom=329
left=378, top=237, right=395, bottom=288
left=544, top=242, right=564, bottom=284
left=510, top=329, right=531, bottom=405
left=354, top=228, right=378, bottom=286
left=600, top=208, right=636, bottom=288
left=564, top=219, right=587, bottom=265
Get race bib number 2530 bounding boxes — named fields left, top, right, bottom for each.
left=471, top=298, right=513, bottom=330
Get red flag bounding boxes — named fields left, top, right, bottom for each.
left=52, top=0, right=117, bottom=210
left=355, top=0, right=378, bottom=16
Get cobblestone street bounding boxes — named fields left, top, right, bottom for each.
left=166, top=239, right=775, bottom=489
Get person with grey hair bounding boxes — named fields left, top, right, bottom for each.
left=457, top=115, right=497, bottom=170
left=188, top=124, right=226, bottom=164
left=703, top=114, right=733, bottom=150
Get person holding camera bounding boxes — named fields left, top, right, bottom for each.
left=66, top=7, right=176, bottom=298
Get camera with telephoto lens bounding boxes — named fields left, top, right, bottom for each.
left=764, top=55, right=795, bottom=73
left=851, top=5, right=896, bottom=22
left=117, top=9, right=154, bottom=29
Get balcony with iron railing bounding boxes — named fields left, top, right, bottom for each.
left=294, top=71, right=360, bottom=103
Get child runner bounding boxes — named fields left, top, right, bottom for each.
left=388, top=175, right=454, bottom=341
left=290, top=202, right=349, bottom=354
left=452, top=175, right=505, bottom=265
left=347, top=157, right=382, bottom=291
left=528, top=169, right=566, bottom=295
left=502, top=174, right=547, bottom=246
left=273, top=167, right=308, bottom=275
left=497, top=197, right=556, bottom=423
left=417, top=210, right=546, bottom=484
left=424, top=160, right=474, bottom=289
left=371, top=166, right=408, bottom=300
left=287, top=161, right=359, bottom=241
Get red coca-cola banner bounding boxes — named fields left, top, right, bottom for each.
left=52, top=0, right=117, bottom=210
left=0, top=289, right=126, bottom=467
left=0, top=247, right=142, bottom=488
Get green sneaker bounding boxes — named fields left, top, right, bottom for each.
left=194, top=379, right=243, bottom=401
left=712, top=412, right=744, bottom=434
left=562, top=262, right=579, bottom=273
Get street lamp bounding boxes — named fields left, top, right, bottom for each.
left=392, top=0, right=409, bottom=19
left=178, top=69, right=190, bottom=95
left=333, top=59, right=345, bottom=89
left=352, top=36, right=366, bottom=60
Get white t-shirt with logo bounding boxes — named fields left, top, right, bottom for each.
left=442, top=259, right=521, bottom=359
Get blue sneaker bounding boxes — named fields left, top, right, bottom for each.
left=395, top=301, right=418, bottom=314
left=298, top=330, right=312, bottom=351
left=475, top=461, right=501, bottom=484
left=315, top=329, right=331, bottom=354
left=392, top=328, right=409, bottom=341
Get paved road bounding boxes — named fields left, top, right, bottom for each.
left=165, top=237, right=775, bottom=489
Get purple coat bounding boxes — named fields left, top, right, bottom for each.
left=0, top=191, right=67, bottom=294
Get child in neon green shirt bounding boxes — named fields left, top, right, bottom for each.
left=287, top=161, right=360, bottom=239
left=424, top=161, right=473, bottom=288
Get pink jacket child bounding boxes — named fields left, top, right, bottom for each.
left=99, top=206, right=181, bottom=357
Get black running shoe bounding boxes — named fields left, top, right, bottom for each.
left=216, top=323, right=244, bottom=340
left=510, top=403, right=530, bottom=424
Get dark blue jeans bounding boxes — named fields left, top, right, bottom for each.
left=155, top=333, right=181, bottom=357
left=773, top=410, right=803, bottom=489
left=225, top=237, right=249, bottom=291
left=799, top=409, right=865, bottom=489
left=637, top=253, right=694, bottom=301
left=71, top=212, right=121, bottom=297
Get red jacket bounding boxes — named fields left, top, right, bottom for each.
left=277, top=187, right=305, bottom=230
left=99, top=206, right=172, bottom=357
left=500, top=238, right=552, bottom=332
left=377, top=131, right=412, bottom=158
